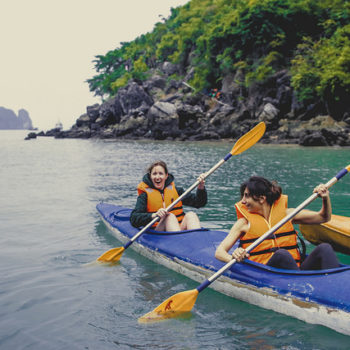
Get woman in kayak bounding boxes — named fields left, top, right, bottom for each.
left=130, top=160, right=207, bottom=231
left=215, top=176, right=339, bottom=270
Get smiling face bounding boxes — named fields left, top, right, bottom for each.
left=241, top=188, right=264, bottom=213
left=150, top=165, right=168, bottom=190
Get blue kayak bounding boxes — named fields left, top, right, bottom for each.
left=97, top=203, right=350, bottom=335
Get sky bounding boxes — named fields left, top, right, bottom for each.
left=0, top=0, right=189, bottom=130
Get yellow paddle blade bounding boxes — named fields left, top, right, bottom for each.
left=138, top=289, right=199, bottom=323
left=97, top=246, right=125, bottom=263
left=230, top=121, right=266, bottom=155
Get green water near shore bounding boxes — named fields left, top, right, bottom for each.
left=1, top=130, right=349, bottom=349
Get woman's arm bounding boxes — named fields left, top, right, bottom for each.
left=290, top=184, right=332, bottom=225
left=177, top=173, right=208, bottom=208
left=215, top=218, right=249, bottom=263
left=130, top=193, right=153, bottom=228
left=178, top=187, right=207, bottom=208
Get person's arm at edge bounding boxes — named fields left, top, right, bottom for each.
left=215, top=218, right=248, bottom=263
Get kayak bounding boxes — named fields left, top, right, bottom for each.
left=300, top=214, right=350, bottom=255
left=96, top=202, right=350, bottom=335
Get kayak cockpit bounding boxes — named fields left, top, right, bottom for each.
left=112, top=208, right=210, bottom=235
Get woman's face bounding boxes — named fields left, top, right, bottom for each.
left=150, top=165, right=168, bottom=190
left=241, top=188, right=263, bottom=213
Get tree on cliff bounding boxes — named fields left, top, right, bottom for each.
left=86, top=0, right=349, bottom=122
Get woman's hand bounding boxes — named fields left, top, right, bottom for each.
left=152, top=208, right=168, bottom=219
left=231, top=247, right=249, bottom=262
left=313, top=184, right=329, bottom=199
left=197, top=173, right=206, bottom=190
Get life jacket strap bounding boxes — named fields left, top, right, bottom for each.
left=297, top=232, right=307, bottom=262
left=239, top=230, right=297, bottom=245
left=248, top=244, right=299, bottom=256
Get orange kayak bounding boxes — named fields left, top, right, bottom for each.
left=299, top=214, right=350, bottom=255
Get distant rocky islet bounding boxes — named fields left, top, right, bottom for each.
left=0, top=107, right=33, bottom=131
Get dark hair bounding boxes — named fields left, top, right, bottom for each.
left=147, top=160, right=168, bottom=175
left=240, top=176, right=282, bottom=205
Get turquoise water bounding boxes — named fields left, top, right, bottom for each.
left=1, top=130, right=349, bottom=349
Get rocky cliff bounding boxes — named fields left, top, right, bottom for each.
left=36, top=63, right=350, bottom=146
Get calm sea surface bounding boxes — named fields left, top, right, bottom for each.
left=1, top=130, right=350, bottom=349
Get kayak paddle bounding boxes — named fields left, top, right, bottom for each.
left=97, top=121, right=266, bottom=263
left=138, top=164, right=350, bottom=323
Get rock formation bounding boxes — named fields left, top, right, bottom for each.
left=0, top=107, right=33, bottom=130
left=32, top=64, right=350, bottom=146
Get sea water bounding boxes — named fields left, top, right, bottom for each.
left=1, top=130, right=349, bottom=349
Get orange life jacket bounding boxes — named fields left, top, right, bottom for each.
left=235, top=194, right=301, bottom=266
left=137, top=181, right=185, bottom=227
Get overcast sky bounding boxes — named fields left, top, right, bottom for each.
left=0, top=0, right=189, bottom=130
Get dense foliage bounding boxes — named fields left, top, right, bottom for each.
left=87, top=0, right=349, bottom=109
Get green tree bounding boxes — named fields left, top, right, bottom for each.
left=291, top=24, right=350, bottom=113
left=86, top=0, right=350, bottom=112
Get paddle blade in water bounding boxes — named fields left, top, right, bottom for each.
left=230, top=122, right=266, bottom=155
left=138, top=289, right=199, bottom=323
left=97, top=247, right=125, bottom=262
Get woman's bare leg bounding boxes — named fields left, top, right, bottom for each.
left=155, top=213, right=181, bottom=232
left=180, top=211, right=201, bottom=230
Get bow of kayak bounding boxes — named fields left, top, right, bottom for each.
left=300, top=214, right=350, bottom=255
